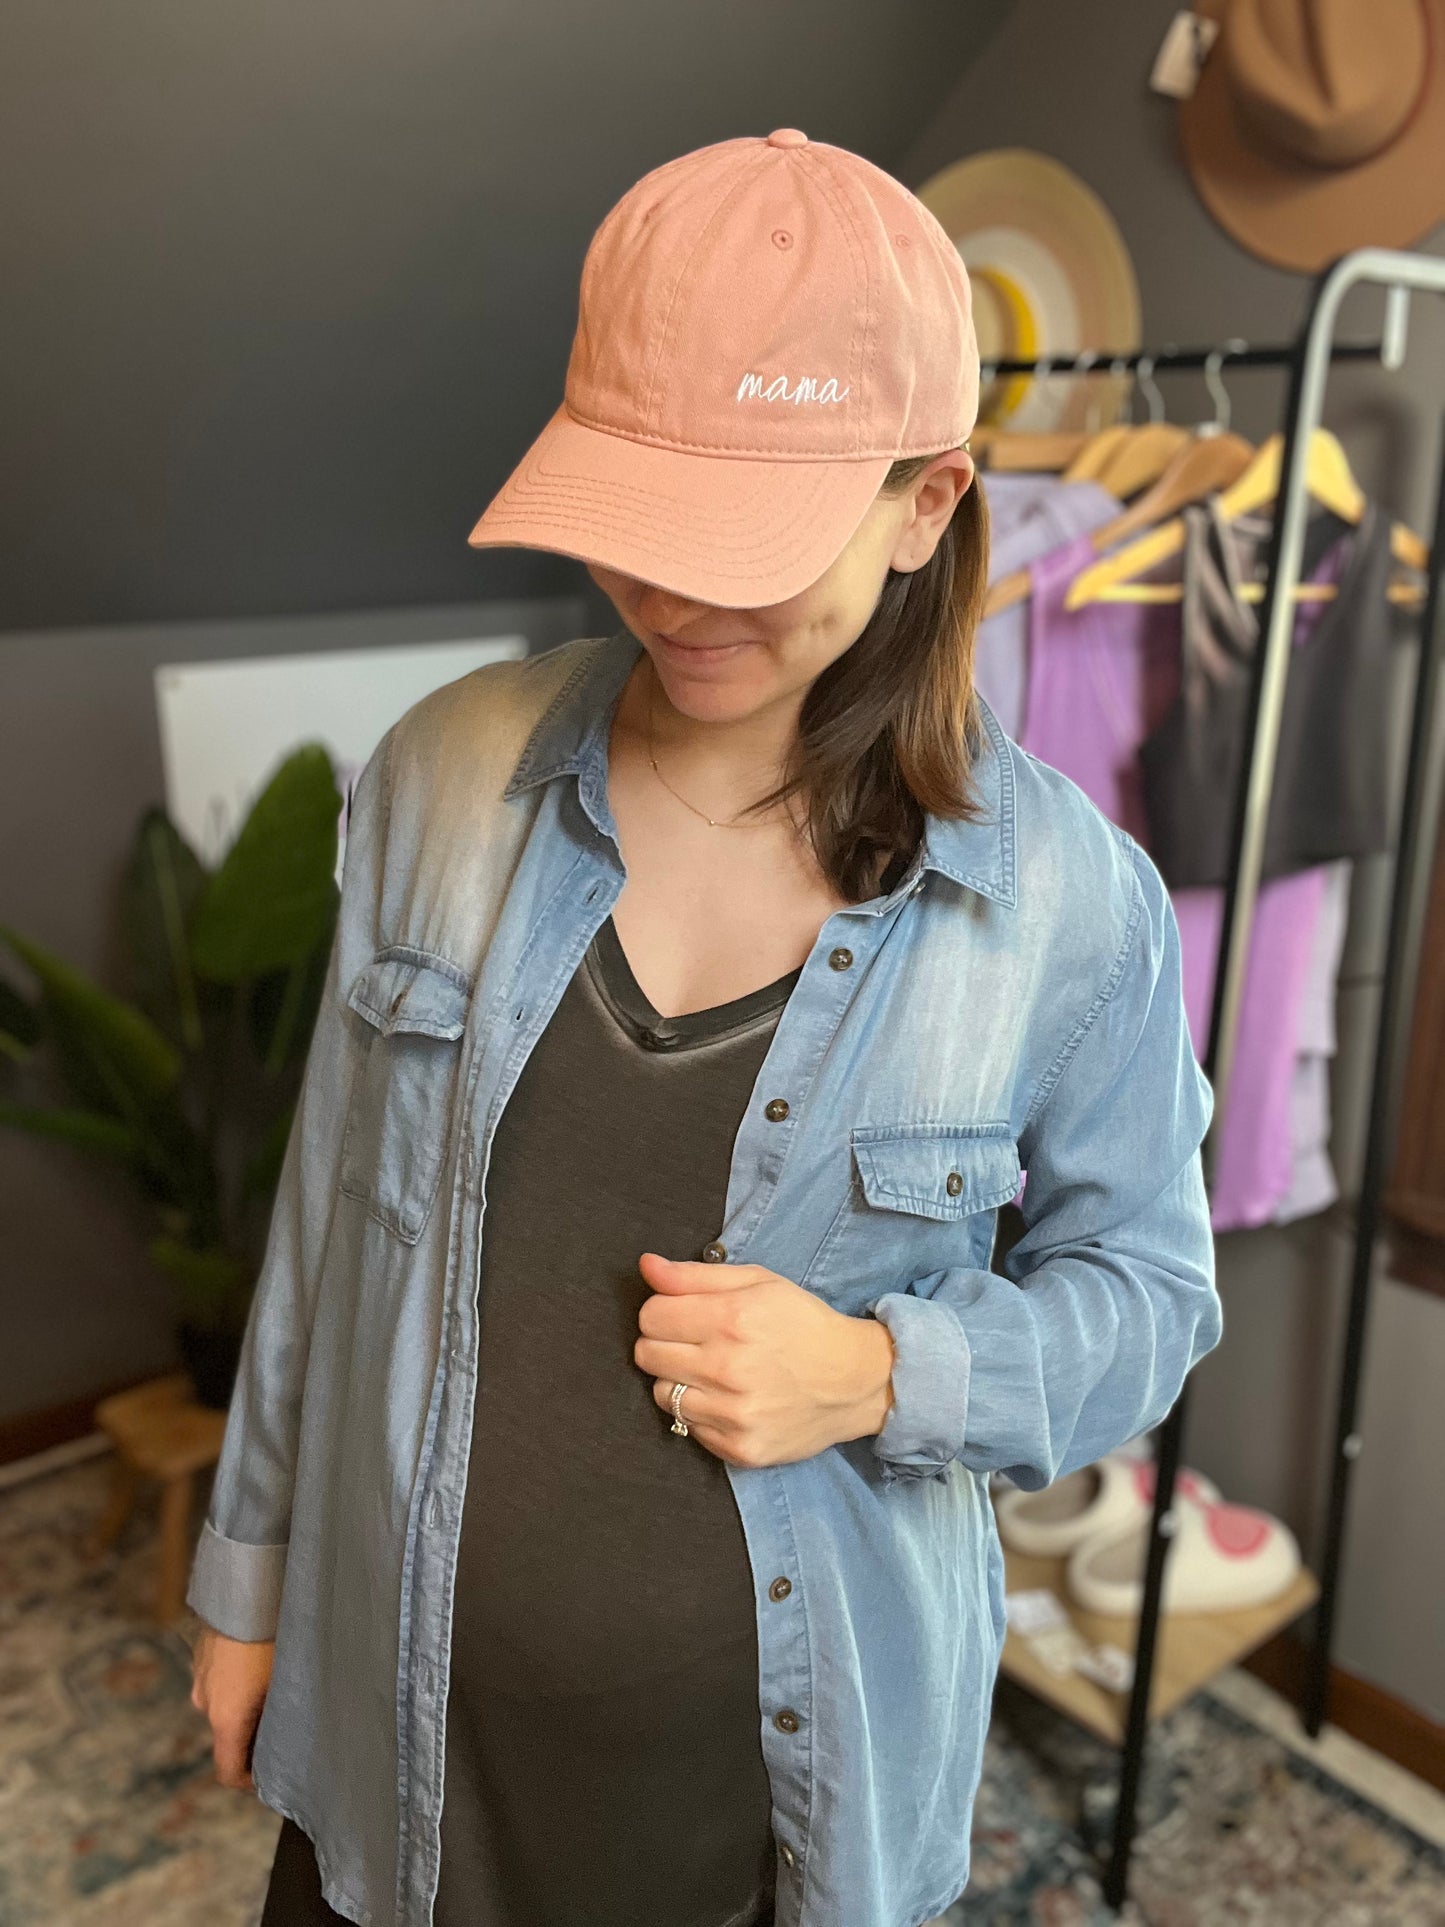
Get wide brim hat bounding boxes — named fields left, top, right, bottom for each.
left=913, top=148, right=1141, bottom=433
left=1179, top=0, right=1445, bottom=273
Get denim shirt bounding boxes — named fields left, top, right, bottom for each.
left=188, top=626, right=1221, bottom=1927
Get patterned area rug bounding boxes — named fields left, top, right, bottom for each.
left=2, top=1457, right=1443, bottom=1926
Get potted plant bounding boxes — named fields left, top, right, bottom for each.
left=0, top=746, right=342, bottom=1409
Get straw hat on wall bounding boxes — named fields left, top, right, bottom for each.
left=914, top=148, right=1141, bottom=431
left=1179, top=0, right=1445, bottom=272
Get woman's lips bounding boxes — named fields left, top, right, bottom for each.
left=655, top=632, right=753, bottom=664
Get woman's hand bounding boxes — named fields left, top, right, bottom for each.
left=190, top=1623, right=275, bottom=1790
left=634, top=1251, right=895, bottom=1468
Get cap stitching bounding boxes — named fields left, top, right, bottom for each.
left=795, top=147, right=870, bottom=459
left=478, top=477, right=859, bottom=563
left=644, top=147, right=776, bottom=440
left=619, top=145, right=736, bottom=437
left=554, top=401, right=928, bottom=461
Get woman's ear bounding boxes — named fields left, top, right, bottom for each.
left=888, top=449, right=975, bottom=575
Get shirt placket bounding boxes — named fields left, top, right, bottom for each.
left=395, top=840, right=619, bottom=1924
left=704, top=874, right=927, bottom=1926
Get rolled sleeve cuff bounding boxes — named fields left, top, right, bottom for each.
left=186, top=1521, right=288, bottom=1641
left=865, top=1290, right=972, bottom=1481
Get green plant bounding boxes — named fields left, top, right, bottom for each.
left=0, top=746, right=342, bottom=1342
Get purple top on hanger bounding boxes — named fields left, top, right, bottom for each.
left=1020, top=531, right=1335, bottom=1232
left=975, top=474, right=1122, bottom=739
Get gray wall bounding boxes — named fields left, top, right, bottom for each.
left=902, top=0, right=1445, bottom=1722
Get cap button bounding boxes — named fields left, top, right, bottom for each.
left=766, top=128, right=809, bottom=148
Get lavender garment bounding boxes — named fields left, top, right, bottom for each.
left=1272, top=859, right=1352, bottom=1224
left=976, top=474, right=1122, bottom=739
left=1020, top=532, right=1330, bottom=1233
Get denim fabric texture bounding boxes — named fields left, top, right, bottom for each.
left=187, top=627, right=1222, bottom=1927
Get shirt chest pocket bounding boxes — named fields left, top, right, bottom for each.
left=339, top=953, right=471, bottom=1245
left=805, top=1121, right=1022, bottom=1305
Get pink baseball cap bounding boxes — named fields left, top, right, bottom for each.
left=467, top=128, right=980, bottom=610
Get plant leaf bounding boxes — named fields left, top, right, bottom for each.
left=0, top=1101, right=138, bottom=1160
left=190, top=747, right=341, bottom=982
left=0, top=977, right=41, bottom=1063
left=249, top=912, right=334, bottom=1076
left=124, top=810, right=208, bottom=1052
left=0, top=928, right=181, bottom=1113
left=241, top=1106, right=295, bottom=1201
left=149, top=1237, right=251, bottom=1327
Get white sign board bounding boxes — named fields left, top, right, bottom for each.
left=154, top=634, right=527, bottom=864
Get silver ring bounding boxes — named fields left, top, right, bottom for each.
left=670, top=1381, right=690, bottom=1437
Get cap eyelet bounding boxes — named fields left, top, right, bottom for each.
left=894, top=232, right=912, bottom=249
left=772, top=228, right=793, bottom=250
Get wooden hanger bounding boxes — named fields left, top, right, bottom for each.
left=1088, top=579, right=1424, bottom=608
left=972, top=428, right=1091, bottom=473
left=1090, top=429, right=1256, bottom=548
left=1062, top=423, right=1133, bottom=482
left=1091, top=422, right=1195, bottom=499
left=1065, top=430, right=1428, bottom=610
left=981, top=429, right=1257, bottom=621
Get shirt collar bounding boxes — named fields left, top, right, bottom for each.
left=502, top=628, right=1017, bottom=910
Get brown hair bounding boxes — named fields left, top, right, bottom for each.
left=743, top=451, right=992, bottom=902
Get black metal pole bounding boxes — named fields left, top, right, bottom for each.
left=1303, top=414, right=1445, bottom=1736
left=1104, top=290, right=1322, bottom=1914
left=1101, top=1384, right=1190, bottom=1909
left=979, top=342, right=1381, bottom=379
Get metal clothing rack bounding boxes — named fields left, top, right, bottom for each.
left=982, top=250, right=1445, bottom=1913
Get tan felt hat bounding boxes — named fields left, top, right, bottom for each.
left=913, top=149, right=1141, bottom=433
left=1179, top=0, right=1445, bottom=273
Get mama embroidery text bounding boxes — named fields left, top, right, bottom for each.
left=736, top=372, right=851, bottom=405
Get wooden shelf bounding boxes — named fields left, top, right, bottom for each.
left=998, top=1546, right=1320, bottom=1743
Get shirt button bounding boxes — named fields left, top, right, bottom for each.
left=828, top=947, right=853, bottom=970
left=768, top=1576, right=792, bottom=1602
left=945, top=1171, right=963, bottom=1196
left=773, top=1708, right=800, bottom=1734
left=778, top=1841, right=796, bottom=1868
left=764, top=1098, right=789, bottom=1122
left=702, top=1241, right=728, bottom=1262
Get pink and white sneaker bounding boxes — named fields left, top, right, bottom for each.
left=991, top=1452, right=1222, bottom=1559
left=1066, top=1494, right=1302, bottom=1616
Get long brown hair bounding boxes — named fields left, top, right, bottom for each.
left=742, top=451, right=992, bottom=902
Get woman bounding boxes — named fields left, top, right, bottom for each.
left=189, top=131, right=1221, bottom=1927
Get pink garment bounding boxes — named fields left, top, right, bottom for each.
left=1022, top=533, right=1329, bottom=1232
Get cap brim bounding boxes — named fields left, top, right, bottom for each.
left=467, top=403, right=895, bottom=610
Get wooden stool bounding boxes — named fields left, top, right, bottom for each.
left=91, top=1372, right=228, bottom=1622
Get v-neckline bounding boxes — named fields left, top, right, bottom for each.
left=584, top=914, right=801, bottom=1053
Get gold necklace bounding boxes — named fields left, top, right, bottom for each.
left=644, top=658, right=782, bottom=830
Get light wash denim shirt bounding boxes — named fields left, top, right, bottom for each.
left=188, top=626, right=1222, bottom=1927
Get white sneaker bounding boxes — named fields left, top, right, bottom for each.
left=991, top=1452, right=1221, bottom=1559
left=1066, top=1496, right=1302, bottom=1616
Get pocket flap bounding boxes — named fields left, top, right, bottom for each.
left=851, top=1122, right=1020, bottom=1219
left=347, top=954, right=470, bottom=1041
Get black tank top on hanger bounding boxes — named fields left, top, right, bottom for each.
left=1137, top=497, right=1393, bottom=890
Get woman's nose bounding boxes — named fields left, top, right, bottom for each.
left=637, top=585, right=706, bottom=633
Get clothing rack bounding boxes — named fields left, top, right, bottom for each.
left=979, top=340, right=1387, bottom=380
left=981, top=253, right=1445, bottom=1914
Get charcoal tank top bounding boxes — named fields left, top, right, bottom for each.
left=1137, top=500, right=1392, bottom=888
left=431, top=912, right=801, bottom=1927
